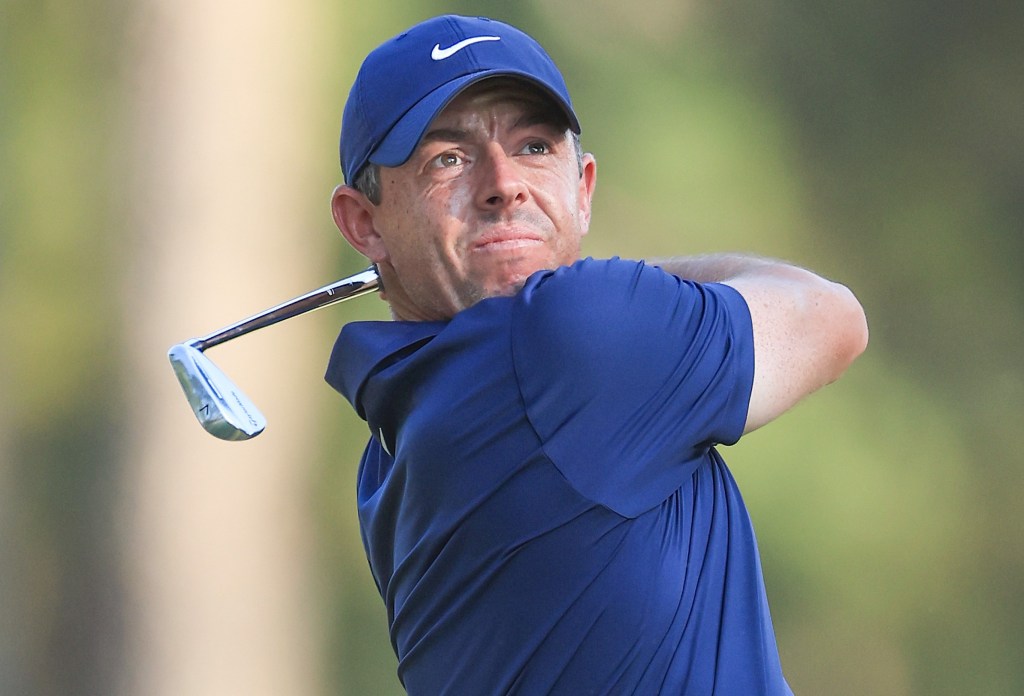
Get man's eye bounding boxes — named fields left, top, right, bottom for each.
left=521, top=141, right=550, bottom=155
left=433, top=152, right=463, bottom=168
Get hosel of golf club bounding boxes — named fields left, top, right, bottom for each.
left=189, top=266, right=380, bottom=352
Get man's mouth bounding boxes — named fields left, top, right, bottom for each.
left=471, top=229, right=545, bottom=253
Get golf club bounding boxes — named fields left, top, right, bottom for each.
left=168, top=266, right=380, bottom=440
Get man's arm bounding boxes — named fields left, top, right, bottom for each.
left=650, top=254, right=868, bottom=434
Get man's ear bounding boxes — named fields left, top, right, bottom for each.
left=577, top=153, right=597, bottom=236
left=331, top=185, right=386, bottom=262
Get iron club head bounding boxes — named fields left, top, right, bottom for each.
left=168, top=341, right=267, bottom=440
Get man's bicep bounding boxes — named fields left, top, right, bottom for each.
left=725, top=270, right=868, bottom=434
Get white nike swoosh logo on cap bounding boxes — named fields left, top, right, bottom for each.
left=431, top=35, right=501, bottom=60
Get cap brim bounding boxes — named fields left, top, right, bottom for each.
left=368, top=70, right=580, bottom=169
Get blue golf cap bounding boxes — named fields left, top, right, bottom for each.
left=339, top=15, right=581, bottom=184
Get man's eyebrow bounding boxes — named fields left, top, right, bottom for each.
left=420, top=128, right=469, bottom=144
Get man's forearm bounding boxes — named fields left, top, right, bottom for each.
left=647, top=254, right=782, bottom=284
left=649, top=254, right=848, bottom=297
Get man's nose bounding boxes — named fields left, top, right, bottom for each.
left=475, top=145, right=529, bottom=211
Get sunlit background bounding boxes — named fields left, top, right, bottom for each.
left=1, top=0, right=1021, bottom=694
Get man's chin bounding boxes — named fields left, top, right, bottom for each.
left=479, top=259, right=552, bottom=297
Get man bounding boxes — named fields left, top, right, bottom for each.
left=326, top=14, right=867, bottom=695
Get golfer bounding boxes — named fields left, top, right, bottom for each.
left=326, top=14, right=868, bottom=695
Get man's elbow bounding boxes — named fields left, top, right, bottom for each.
left=825, top=281, right=869, bottom=381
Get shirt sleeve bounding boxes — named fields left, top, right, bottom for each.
left=510, top=258, right=755, bottom=517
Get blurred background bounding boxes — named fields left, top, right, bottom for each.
left=1, top=0, right=1021, bottom=693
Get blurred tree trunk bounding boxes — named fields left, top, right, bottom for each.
left=1, top=1, right=129, bottom=692
left=121, top=1, right=332, bottom=694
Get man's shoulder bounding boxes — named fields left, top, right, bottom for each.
left=516, top=257, right=650, bottom=321
left=513, top=257, right=680, bottom=342
left=521, top=256, right=647, bottom=296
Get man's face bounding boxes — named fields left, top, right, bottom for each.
left=354, top=80, right=596, bottom=321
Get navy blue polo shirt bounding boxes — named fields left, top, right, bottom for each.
left=326, top=258, right=791, bottom=695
